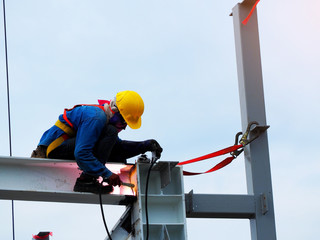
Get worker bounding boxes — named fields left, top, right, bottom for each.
left=31, top=90, right=162, bottom=194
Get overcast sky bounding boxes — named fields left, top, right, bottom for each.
left=0, top=0, right=319, bottom=239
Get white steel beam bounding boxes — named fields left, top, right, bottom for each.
left=232, top=1, right=277, bottom=240
left=185, top=191, right=255, bottom=219
left=0, top=156, right=136, bottom=205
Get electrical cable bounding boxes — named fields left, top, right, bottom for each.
left=2, top=1, right=15, bottom=240
left=2, top=0, right=11, bottom=156
left=11, top=201, right=15, bottom=240
left=99, top=184, right=113, bottom=240
left=145, top=156, right=157, bottom=240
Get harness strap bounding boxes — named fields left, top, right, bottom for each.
left=63, top=104, right=105, bottom=128
left=55, top=119, right=75, bottom=136
left=178, top=144, right=243, bottom=176
left=182, top=156, right=235, bottom=176
left=47, top=104, right=104, bottom=157
left=63, top=109, right=74, bottom=128
left=178, top=144, right=242, bottom=166
left=180, top=122, right=268, bottom=176
left=46, top=119, right=76, bottom=157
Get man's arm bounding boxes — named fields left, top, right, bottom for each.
left=74, top=110, right=113, bottom=178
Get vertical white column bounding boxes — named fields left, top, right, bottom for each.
left=232, top=2, right=277, bottom=240
left=133, top=162, right=187, bottom=239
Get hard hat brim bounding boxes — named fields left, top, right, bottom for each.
left=127, top=117, right=141, bottom=129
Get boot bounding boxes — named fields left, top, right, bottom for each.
left=31, top=145, right=47, bottom=158
left=73, top=173, right=113, bottom=194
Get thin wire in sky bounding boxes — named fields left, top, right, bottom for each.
left=2, top=0, right=15, bottom=240
left=2, top=0, right=12, bottom=156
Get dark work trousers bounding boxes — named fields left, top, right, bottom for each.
left=49, top=124, right=147, bottom=165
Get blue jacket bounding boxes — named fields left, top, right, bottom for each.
left=39, top=105, right=113, bottom=178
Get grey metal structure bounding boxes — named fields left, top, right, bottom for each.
left=107, top=161, right=187, bottom=240
left=232, top=1, right=277, bottom=239
left=0, top=1, right=277, bottom=239
left=186, top=1, right=277, bottom=240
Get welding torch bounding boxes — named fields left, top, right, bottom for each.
left=120, top=182, right=135, bottom=188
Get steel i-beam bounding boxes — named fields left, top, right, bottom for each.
left=232, top=1, right=277, bottom=239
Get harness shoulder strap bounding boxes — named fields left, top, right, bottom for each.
left=63, top=104, right=105, bottom=128
left=47, top=104, right=104, bottom=157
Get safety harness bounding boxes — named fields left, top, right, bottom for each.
left=178, top=121, right=269, bottom=176
left=46, top=103, right=106, bottom=157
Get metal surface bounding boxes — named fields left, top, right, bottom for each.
left=232, top=1, right=277, bottom=239
left=152, top=161, right=178, bottom=188
left=160, top=225, right=170, bottom=240
left=132, top=162, right=187, bottom=240
left=185, top=190, right=255, bottom=219
left=260, top=193, right=268, bottom=215
left=106, top=206, right=133, bottom=240
left=0, top=156, right=136, bottom=205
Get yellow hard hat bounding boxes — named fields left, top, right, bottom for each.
left=116, top=90, right=144, bottom=129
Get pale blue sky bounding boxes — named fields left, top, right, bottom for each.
left=0, top=0, right=319, bottom=239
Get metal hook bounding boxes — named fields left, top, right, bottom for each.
left=234, top=131, right=243, bottom=145
left=240, top=121, right=269, bottom=146
left=231, top=131, right=244, bottom=158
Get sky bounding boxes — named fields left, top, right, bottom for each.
left=0, top=0, right=319, bottom=239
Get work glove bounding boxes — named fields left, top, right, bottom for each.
left=104, top=173, right=121, bottom=187
left=145, top=139, right=163, bottom=159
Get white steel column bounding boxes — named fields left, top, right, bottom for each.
left=106, top=161, right=187, bottom=240
left=131, top=162, right=187, bottom=240
left=232, top=1, right=277, bottom=239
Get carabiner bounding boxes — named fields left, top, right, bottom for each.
left=230, top=121, right=269, bottom=158
left=239, top=121, right=259, bottom=146
left=239, top=121, right=269, bottom=146
left=230, top=131, right=244, bottom=158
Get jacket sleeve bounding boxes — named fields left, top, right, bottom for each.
left=74, top=111, right=113, bottom=178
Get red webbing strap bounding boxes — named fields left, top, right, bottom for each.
left=242, top=0, right=260, bottom=25
left=97, top=99, right=110, bottom=106
left=183, top=156, right=235, bottom=176
left=177, top=144, right=242, bottom=166
left=63, top=104, right=105, bottom=128
left=63, top=109, right=74, bottom=128
left=178, top=144, right=243, bottom=176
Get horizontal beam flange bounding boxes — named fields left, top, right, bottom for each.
left=185, top=192, right=255, bottom=219
left=0, top=156, right=136, bottom=205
